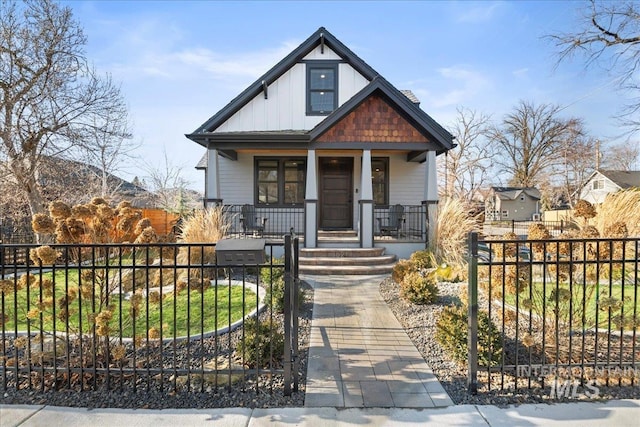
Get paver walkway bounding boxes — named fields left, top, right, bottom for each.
left=303, top=274, right=454, bottom=408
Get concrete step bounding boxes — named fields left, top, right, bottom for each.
left=317, top=230, right=358, bottom=238
left=299, top=263, right=396, bottom=275
left=300, top=247, right=385, bottom=258
left=299, top=254, right=396, bottom=266
left=299, top=246, right=396, bottom=275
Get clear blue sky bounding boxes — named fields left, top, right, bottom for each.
left=64, top=0, right=632, bottom=191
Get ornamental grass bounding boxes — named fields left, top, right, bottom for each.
left=434, top=197, right=480, bottom=278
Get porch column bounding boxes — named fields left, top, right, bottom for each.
left=423, top=150, right=438, bottom=249
left=359, top=149, right=374, bottom=248
left=206, top=149, right=222, bottom=207
left=304, top=149, right=318, bottom=248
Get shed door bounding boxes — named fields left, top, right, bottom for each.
left=319, top=158, right=353, bottom=229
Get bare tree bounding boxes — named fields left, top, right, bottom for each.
left=554, top=122, right=598, bottom=206
left=487, top=101, right=579, bottom=187
left=603, top=142, right=640, bottom=170
left=0, top=0, right=129, bottom=217
left=76, top=105, right=138, bottom=198
left=549, top=0, right=640, bottom=130
left=144, top=149, right=200, bottom=215
left=440, top=107, right=494, bottom=202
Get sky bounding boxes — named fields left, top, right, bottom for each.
left=63, top=0, right=636, bottom=191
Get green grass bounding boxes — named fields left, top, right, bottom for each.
left=1, top=268, right=259, bottom=338
left=498, top=281, right=639, bottom=330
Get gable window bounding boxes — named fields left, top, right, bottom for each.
left=593, top=179, right=604, bottom=190
left=307, top=62, right=338, bottom=115
left=256, top=158, right=306, bottom=206
left=372, top=157, right=389, bottom=205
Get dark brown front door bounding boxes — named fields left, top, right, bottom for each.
left=319, top=158, right=353, bottom=229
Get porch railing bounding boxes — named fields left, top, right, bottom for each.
left=374, top=204, right=427, bottom=241
left=223, top=205, right=304, bottom=238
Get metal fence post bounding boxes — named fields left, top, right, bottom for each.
left=467, top=232, right=479, bottom=394
left=283, top=234, right=292, bottom=396
left=292, top=235, right=299, bottom=392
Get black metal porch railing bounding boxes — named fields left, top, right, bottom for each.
left=374, top=204, right=427, bottom=241
left=467, top=232, right=639, bottom=395
left=223, top=205, right=304, bottom=238
left=0, top=236, right=301, bottom=396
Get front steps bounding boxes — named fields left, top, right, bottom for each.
left=299, top=231, right=397, bottom=275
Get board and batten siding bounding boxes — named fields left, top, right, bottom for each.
left=215, top=46, right=370, bottom=132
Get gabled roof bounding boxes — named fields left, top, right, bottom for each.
left=309, top=76, right=454, bottom=153
left=491, top=186, right=541, bottom=201
left=191, top=27, right=378, bottom=135
left=597, top=169, right=640, bottom=189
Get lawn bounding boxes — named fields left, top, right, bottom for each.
left=498, top=281, right=639, bottom=330
left=1, top=267, right=261, bottom=338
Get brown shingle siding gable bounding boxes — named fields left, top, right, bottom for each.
left=316, top=95, right=430, bottom=143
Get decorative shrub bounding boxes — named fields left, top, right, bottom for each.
left=392, top=258, right=414, bottom=284
left=400, top=271, right=438, bottom=305
left=409, top=249, right=436, bottom=271
left=435, top=305, right=503, bottom=366
left=261, top=260, right=304, bottom=313
left=236, top=318, right=284, bottom=368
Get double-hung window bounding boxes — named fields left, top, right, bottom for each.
left=307, top=62, right=338, bottom=115
left=256, top=158, right=306, bottom=206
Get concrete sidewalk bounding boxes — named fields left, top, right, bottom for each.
left=2, top=400, right=639, bottom=426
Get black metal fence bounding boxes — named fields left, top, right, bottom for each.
left=483, top=220, right=574, bottom=238
left=0, top=236, right=301, bottom=395
left=468, top=232, right=639, bottom=394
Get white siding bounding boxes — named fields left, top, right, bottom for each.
left=303, top=45, right=342, bottom=60
left=388, top=154, right=426, bottom=205
left=215, top=58, right=370, bottom=132
left=338, top=64, right=369, bottom=105
left=217, top=153, right=253, bottom=204
left=580, top=173, right=620, bottom=204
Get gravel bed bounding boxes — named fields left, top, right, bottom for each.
left=0, top=281, right=313, bottom=409
left=380, top=277, right=640, bottom=406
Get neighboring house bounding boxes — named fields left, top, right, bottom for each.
left=36, top=156, right=156, bottom=208
left=187, top=27, right=454, bottom=257
left=578, top=169, right=640, bottom=205
left=485, top=187, right=542, bottom=221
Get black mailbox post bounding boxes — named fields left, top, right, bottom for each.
left=216, top=238, right=266, bottom=265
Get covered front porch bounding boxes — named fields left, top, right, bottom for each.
left=203, top=147, right=439, bottom=253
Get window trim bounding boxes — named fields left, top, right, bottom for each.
left=254, top=157, right=306, bottom=207
left=372, top=157, right=389, bottom=206
left=306, top=61, right=339, bottom=116
left=592, top=179, right=604, bottom=190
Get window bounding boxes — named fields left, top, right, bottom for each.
left=592, top=179, right=604, bottom=190
left=307, top=63, right=338, bottom=115
left=372, top=158, right=389, bottom=205
left=255, top=158, right=306, bottom=205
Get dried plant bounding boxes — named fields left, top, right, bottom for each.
left=592, top=190, right=640, bottom=237
left=433, top=197, right=480, bottom=278
left=177, top=207, right=231, bottom=281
